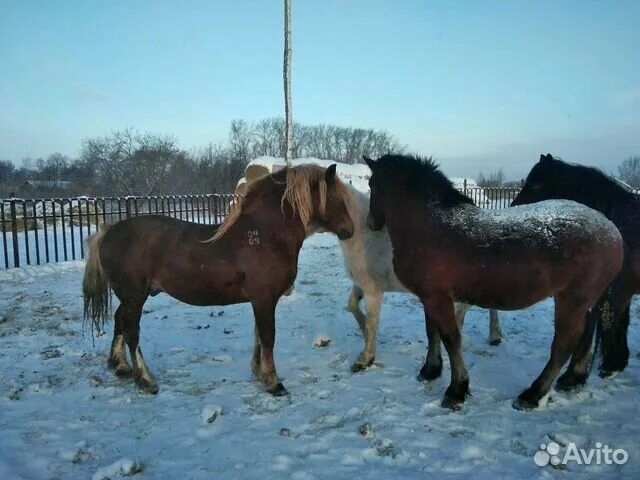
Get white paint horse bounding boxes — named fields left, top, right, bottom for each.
left=340, top=185, right=502, bottom=372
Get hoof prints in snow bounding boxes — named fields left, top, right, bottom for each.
left=0, top=234, right=638, bottom=479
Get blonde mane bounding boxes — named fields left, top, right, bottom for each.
left=208, top=164, right=348, bottom=242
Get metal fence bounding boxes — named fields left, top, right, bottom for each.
left=1, top=194, right=239, bottom=269
left=8, top=184, right=634, bottom=270
left=464, top=186, right=521, bottom=209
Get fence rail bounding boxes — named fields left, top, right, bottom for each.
left=1, top=194, right=239, bottom=269
left=5, top=185, right=638, bottom=270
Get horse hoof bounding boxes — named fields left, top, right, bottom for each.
left=417, top=363, right=442, bottom=382
left=268, top=382, right=289, bottom=397
left=512, top=394, right=538, bottom=411
left=441, top=395, right=464, bottom=411
left=598, top=369, right=620, bottom=379
left=137, top=380, right=159, bottom=395
left=489, top=339, right=502, bottom=346
left=351, top=357, right=374, bottom=373
left=115, top=365, right=133, bottom=378
left=556, top=373, right=587, bottom=392
left=441, top=382, right=469, bottom=410
left=351, top=363, right=367, bottom=373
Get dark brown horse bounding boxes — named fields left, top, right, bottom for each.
left=364, top=153, right=623, bottom=410
left=83, top=164, right=354, bottom=395
left=513, top=153, right=640, bottom=377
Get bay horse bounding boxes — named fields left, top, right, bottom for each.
left=513, top=153, right=640, bottom=377
left=339, top=184, right=502, bottom=373
left=364, top=153, right=623, bottom=410
left=83, top=164, right=354, bottom=396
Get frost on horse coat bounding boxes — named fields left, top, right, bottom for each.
left=365, top=154, right=623, bottom=410
left=513, top=153, right=640, bottom=377
left=339, top=186, right=501, bottom=372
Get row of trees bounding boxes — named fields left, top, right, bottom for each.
left=0, top=119, right=404, bottom=197
left=618, top=156, right=640, bottom=188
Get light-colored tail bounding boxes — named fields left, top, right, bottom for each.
left=83, top=224, right=112, bottom=336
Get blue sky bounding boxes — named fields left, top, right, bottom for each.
left=1, top=0, right=638, bottom=178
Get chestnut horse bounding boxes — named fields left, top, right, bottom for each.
left=338, top=184, right=502, bottom=373
left=513, top=153, right=640, bottom=377
left=83, top=164, right=354, bottom=396
left=364, top=153, right=623, bottom=410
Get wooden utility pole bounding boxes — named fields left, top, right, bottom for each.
left=283, top=0, right=293, bottom=166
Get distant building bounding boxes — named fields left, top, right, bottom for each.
left=22, top=180, right=73, bottom=190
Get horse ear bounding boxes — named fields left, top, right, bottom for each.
left=325, top=164, right=337, bottom=184
left=363, top=156, right=376, bottom=170
left=539, top=153, right=553, bottom=163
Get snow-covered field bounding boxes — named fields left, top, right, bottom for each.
left=0, top=234, right=638, bottom=479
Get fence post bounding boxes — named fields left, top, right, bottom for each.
left=463, top=179, right=467, bottom=197
left=10, top=197, right=19, bottom=268
left=125, top=197, right=132, bottom=219
left=213, top=195, right=219, bottom=225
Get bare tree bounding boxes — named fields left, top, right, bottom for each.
left=0, top=160, right=15, bottom=184
left=618, top=156, right=640, bottom=188
left=80, top=128, right=184, bottom=196
left=283, top=0, right=293, bottom=166
left=477, top=168, right=504, bottom=187
left=253, top=118, right=282, bottom=157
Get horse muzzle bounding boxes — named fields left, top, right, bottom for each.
left=337, top=228, right=354, bottom=240
left=366, top=214, right=384, bottom=231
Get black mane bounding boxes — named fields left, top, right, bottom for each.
left=375, top=154, right=474, bottom=207
left=533, top=155, right=638, bottom=221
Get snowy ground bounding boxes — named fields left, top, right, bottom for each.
left=0, top=234, right=638, bottom=479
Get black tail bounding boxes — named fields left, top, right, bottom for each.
left=590, top=308, right=602, bottom=375
left=598, top=301, right=630, bottom=375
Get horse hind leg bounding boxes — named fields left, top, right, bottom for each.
left=122, top=299, right=158, bottom=394
left=351, top=290, right=382, bottom=372
left=347, top=285, right=367, bottom=336
left=556, top=309, right=598, bottom=391
left=514, top=297, right=588, bottom=410
left=108, top=305, right=133, bottom=377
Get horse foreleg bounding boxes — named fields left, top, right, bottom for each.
left=422, top=295, right=469, bottom=409
left=418, top=314, right=443, bottom=381
left=108, top=305, right=133, bottom=377
left=488, top=309, right=502, bottom=346
left=252, top=298, right=287, bottom=396
left=347, top=285, right=367, bottom=336
left=351, top=290, right=382, bottom=372
left=251, top=325, right=262, bottom=378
